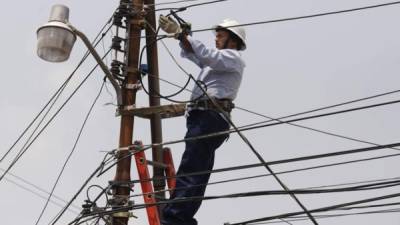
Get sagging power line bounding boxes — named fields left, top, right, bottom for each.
left=9, top=0, right=400, bottom=224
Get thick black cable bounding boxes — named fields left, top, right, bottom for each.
left=248, top=209, right=400, bottom=224
left=67, top=180, right=400, bottom=224
left=138, top=36, right=195, bottom=102
left=2, top=175, right=80, bottom=214
left=138, top=21, right=207, bottom=103
left=174, top=63, right=319, bottom=222
left=139, top=157, right=400, bottom=199
left=226, top=193, right=400, bottom=225
left=144, top=68, right=400, bottom=153
left=0, top=24, right=113, bottom=181
left=148, top=0, right=202, bottom=6
left=92, top=96, right=400, bottom=161
left=139, top=1, right=400, bottom=40
left=132, top=180, right=400, bottom=210
left=142, top=31, right=400, bottom=223
left=135, top=97, right=400, bottom=150
left=140, top=65, right=400, bottom=150
left=129, top=151, right=400, bottom=200
left=11, top=83, right=67, bottom=170
left=34, top=81, right=106, bottom=225
left=86, top=184, right=109, bottom=205
left=128, top=141, right=400, bottom=185
left=154, top=14, right=317, bottom=222
left=235, top=106, right=400, bottom=151
left=0, top=16, right=113, bottom=164
left=1, top=55, right=74, bottom=163
left=250, top=208, right=400, bottom=224
left=136, top=63, right=400, bottom=183
left=130, top=151, right=400, bottom=198
left=191, top=1, right=400, bottom=33
left=336, top=202, right=400, bottom=211
left=0, top=167, right=81, bottom=211
left=151, top=179, right=400, bottom=197
left=99, top=137, right=400, bottom=184
left=237, top=87, right=400, bottom=131
left=48, top=152, right=113, bottom=225
left=0, top=48, right=112, bottom=186
left=154, top=0, right=227, bottom=11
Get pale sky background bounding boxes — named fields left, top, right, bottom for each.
left=1, top=0, right=400, bottom=224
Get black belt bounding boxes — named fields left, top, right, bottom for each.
left=187, top=98, right=235, bottom=113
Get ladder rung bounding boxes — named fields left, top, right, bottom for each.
left=146, top=160, right=168, bottom=169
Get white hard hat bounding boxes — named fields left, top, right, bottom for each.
left=214, top=19, right=246, bottom=50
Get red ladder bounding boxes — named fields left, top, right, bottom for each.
left=132, top=141, right=176, bottom=225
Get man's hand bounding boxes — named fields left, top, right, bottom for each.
left=159, top=15, right=181, bottom=34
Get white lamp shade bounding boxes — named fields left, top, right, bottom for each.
left=37, top=22, right=76, bottom=62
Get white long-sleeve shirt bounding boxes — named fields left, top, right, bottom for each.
left=180, top=35, right=246, bottom=101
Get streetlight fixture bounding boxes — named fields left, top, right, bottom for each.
left=37, top=4, right=122, bottom=105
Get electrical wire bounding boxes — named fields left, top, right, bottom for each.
left=138, top=0, right=400, bottom=39
left=44, top=1, right=400, bottom=223
left=148, top=0, right=203, bottom=6
left=143, top=68, right=400, bottom=151
left=128, top=149, right=400, bottom=201
left=2, top=175, right=80, bottom=214
left=249, top=207, right=400, bottom=224
left=48, top=151, right=114, bottom=225
left=142, top=26, right=319, bottom=223
left=125, top=140, right=400, bottom=185
left=129, top=181, right=400, bottom=213
left=67, top=180, right=400, bottom=225
left=226, top=192, right=400, bottom=224
left=0, top=167, right=81, bottom=211
left=0, top=48, right=112, bottom=187
left=129, top=149, right=400, bottom=198
left=146, top=179, right=400, bottom=197
left=131, top=97, right=400, bottom=150
left=237, top=87, right=400, bottom=131
left=145, top=172, right=400, bottom=201
left=34, top=81, right=106, bottom=225
left=191, top=1, right=400, bottom=33
left=86, top=184, right=109, bottom=205
left=99, top=96, right=400, bottom=173
left=0, top=24, right=113, bottom=184
left=139, top=36, right=194, bottom=102
left=235, top=106, right=400, bottom=151
left=138, top=20, right=207, bottom=103
left=153, top=0, right=227, bottom=11
left=0, top=14, right=114, bottom=164
left=99, top=139, right=400, bottom=188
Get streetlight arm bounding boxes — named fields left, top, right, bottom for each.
left=67, top=23, right=123, bottom=106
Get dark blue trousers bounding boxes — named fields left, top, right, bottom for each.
left=162, top=110, right=230, bottom=225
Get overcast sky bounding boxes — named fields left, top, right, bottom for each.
left=1, top=0, right=400, bottom=224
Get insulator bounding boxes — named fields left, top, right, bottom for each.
left=113, top=13, right=123, bottom=27
left=110, top=60, right=122, bottom=76
left=111, top=36, right=126, bottom=52
left=81, top=200, right=93, bottom=215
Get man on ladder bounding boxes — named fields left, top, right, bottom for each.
left=158, top=15, right=247, bottom=225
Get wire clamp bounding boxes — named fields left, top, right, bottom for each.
left=124, top=105, right=136, bottom=111
left=125, top=83, right=142, bottom=91
left=112, top=211, right=131, bottom=218
left=115, top=105, right=136, bottom=116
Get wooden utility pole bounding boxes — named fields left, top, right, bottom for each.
left=112, top=0, right=144, bottom=224
left=143, top=0, right=166, bottom=210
